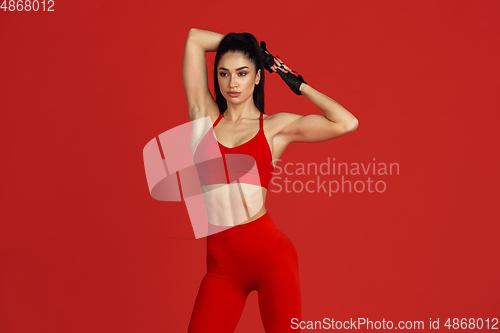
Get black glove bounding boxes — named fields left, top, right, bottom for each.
left=260, top=40, right=307, bottom=95
left=276, top=69, right=307, bottom=95
left=260, top=41, right=275, bottom=74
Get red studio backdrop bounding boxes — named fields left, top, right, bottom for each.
left=1, top=1, right=499, bottom=332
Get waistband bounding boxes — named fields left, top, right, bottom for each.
left=207, top=211, right=280, bottom=244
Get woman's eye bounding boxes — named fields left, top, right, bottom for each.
left=219, top=72, right=247, bottom=77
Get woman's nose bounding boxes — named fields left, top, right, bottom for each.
left=229, top=75, right=238, bottom=87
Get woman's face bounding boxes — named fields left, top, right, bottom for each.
left=217, top=51, right=261, bottom=104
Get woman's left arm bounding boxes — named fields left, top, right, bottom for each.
left=278, top=83, right=358, bottom=144
left=267, top=52, right=358, bottom=143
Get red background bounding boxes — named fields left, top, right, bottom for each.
left=1, top=0, right=499, bottom=332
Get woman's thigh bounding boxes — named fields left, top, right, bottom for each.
left=257, top=234, right=302, bottom=332
left=188, top=274, right=249, bottom=333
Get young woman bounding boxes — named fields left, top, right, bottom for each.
left=183, top=28, right=358, bottom=332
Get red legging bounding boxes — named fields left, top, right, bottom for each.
left=188, top=211, right=301, bottom=332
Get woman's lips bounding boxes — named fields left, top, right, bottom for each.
left=228, top=92, right=241, bottom=97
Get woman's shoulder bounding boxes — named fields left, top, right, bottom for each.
left=263, top=112, right=303, bottom=135
left=264, top=111, right=302, bottom=118
left=264, top=112, right=303, bottom=125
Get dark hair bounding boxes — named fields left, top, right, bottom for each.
left=214, top=32, right=265, bottom=114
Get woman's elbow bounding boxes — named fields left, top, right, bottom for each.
left=187, top=28, right=198, bottom=40
left=345, top=117, right=359, bottom=133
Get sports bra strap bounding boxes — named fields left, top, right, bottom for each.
left=259, top=112, right=263, bottom=130
left=213, top=113, right=223, bottom=128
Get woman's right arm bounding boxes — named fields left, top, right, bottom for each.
left=183, top=28, right=225, bottom=121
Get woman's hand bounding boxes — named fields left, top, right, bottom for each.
left=260, top=41, right=307, bottom=95
left=270, top=56, right=296, bottom=75
left=273, top=56, right=307, bottom=95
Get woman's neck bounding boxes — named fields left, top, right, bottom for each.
left=223, top=102, right=260, bottom=122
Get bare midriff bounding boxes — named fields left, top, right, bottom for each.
left=201, top=184, right=268, bottom=226
left=239, top=187, right=268, bottom=224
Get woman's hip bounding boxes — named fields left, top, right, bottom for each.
left=206, top=212, right=298, bottom=268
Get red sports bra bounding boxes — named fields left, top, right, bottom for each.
left=194, top=112, right=274, bottom=190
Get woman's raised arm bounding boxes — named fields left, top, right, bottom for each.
left=269, top=56, right=358, bottom=145
left=182, top=28, right=225, bottom=121
left=282, top=83, right=359, bottom=143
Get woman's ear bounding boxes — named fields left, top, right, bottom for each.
left=255, top=69, right=261, bottom=85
